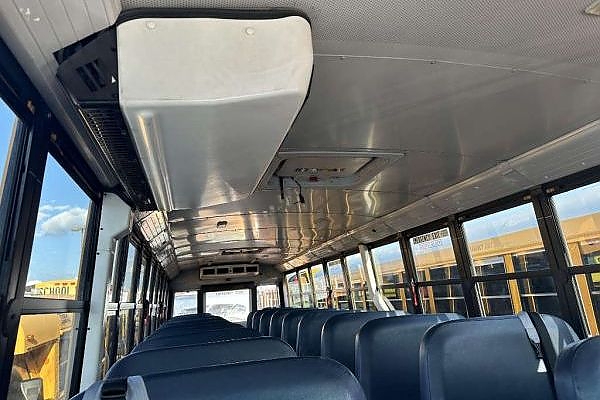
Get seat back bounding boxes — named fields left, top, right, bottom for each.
left=259, top=308, right=281, bottom=336
left=106, top=337, right=295, bottom=378
left=420, top=315, right=579, bottom=400
left=146, top=324, right=241, bottom=339
left=296, top=310, right=348, bottom=356
left=269, top=309, right=296, bottom=338
left=321, top=311, right=404, bottom=372
left=133, top=327, right=259, bottom=352
left=355, top=314, right=462, bottom=400
left=251, top=309, right=268, bottom=330
left=162, top=314, right=223, bottom=326
left=107, top=358, right=366, bottom=400
left=555, top=336, right=600, bottom=400
left=281, top=309, right=314, bottom=349
left=246, top=310, right=257, bottom=328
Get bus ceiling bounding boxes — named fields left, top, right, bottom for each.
left=1, top=1, right=600, bottom=280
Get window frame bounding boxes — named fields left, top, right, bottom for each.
left=0, top=42, right=105, bottom=398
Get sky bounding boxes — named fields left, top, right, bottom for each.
left=1, top=97, right=599, bottom=283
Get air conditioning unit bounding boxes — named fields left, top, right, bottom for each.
left=200, top=264, right=260, bottom=280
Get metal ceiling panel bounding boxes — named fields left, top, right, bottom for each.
left=121, top=1, right=600, bottom=64
left=4, top=1, right=600, bottom=278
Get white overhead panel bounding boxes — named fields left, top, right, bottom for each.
left=117, top=15, right=313, bottom=210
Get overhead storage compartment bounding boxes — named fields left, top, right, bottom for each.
left=117, top=14, right=313, bottom=210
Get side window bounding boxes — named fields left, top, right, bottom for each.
left=553, top=181, right=600, bottom=335
left=173, top=291, right=198, bottom=316
left=6, top=104, right=92, bottom=399
left=257, top=285, right=280, bottom=310
left=133, top=256, right=149, bottom=345
left=310, top=264, right=328, bottom=308
left=345, top=253, right=373, bottom=310
left=298, top=268, right=314, bottom=308
left=285, top=272, right=302, bottom=308
left=370, top=242, right=412, bottom=312
left=25, top=156, right=91, bottom=300
left=409, top=228, right=466, bottom=315
left=463, top=203, right=559, bottom=317
left=0, top=98, right=16, bottom=192
left=327, top=260, right=350, bottom=310
left=116, top=243, right=138, bottom=360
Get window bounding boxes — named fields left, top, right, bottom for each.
left=345, top=253, right=373, bottom=310
left=371, top=242, right=406, bottom=285
left=204, top=289, right=250, bottom=323
left=410, top=228, right=466, bottom=315
left=517, top=276, right=560, bottom=315
left=121, top=244, right=138, bottom=302
left=370, top=242, right=412, bottom=311
left=310, top=264, right=328, bottom=308
left=133, top=256, right=149, bottom=345
left=173, top=291, right=198, bottom=316
left=553, top=181, right=600, bottom=334
left=298, top=268, right=314, bottom=307
left=285, top=272, right=302, bottom=308
left=257, top=285, right=280, bottom=310
left=327, top=260, right=350, bottom=310
left=419, top=283, right=466, bottom=315
left=25, top=155, right=91, bottom=300
left=410, top=228, right=457, bottom=281
left=9, top=313, right=80, bottom=400
left=478, top=276, right=561, bottom=316
left=464, top=203, right=550, bottom=275
left=573, top=273, right=600, bottom=335
left=0, top=98, right=16, bottom=192
left=463, top=203, right=559, bottom=318
left=117, top=243, right=138, bottom=360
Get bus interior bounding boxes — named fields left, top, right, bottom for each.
left=0, top=1, right=599, bottom=399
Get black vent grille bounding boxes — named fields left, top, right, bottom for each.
left=81, top=106, right=156, bottom=210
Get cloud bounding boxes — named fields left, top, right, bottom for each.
left=37, top=204, right=73, bottom=223
left=39, top=204, right=70, bottom=213
left=39, top=207, right=88, bottom=236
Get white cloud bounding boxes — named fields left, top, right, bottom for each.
left=40, top=207, right=88, bottom=236
left=37, top=204, right=73, bottom=223
left=39, top=204, right=70, bottom=213
left=36, top=212, right=50, bottom=222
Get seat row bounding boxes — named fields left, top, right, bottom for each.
left=71, top=312, right=366, bottom=400
left=70, top=309, right=598, bottom=400
left=248, top=307, right=599, bottom=400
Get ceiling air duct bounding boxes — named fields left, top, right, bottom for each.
left=117, top=12, right=313, bottom=210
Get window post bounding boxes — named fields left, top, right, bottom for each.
left=448, top=217, right=482, bottom=317
left=531, top=189, right=586, bottom=337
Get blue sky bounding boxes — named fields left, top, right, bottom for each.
left=1, top=97, right=599, bottom=282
